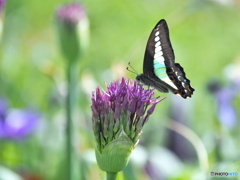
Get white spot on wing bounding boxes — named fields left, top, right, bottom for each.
left=155, top=56, right=165, bottom=63
left=167, top=82, right=178, bottom=89
left=178, top=76, right=184, bottom=81
left=181, top=82, right=185, bottom=87
left=155, top=36, right=160, bottom=42
left=155, top=46, right=162, bottom=53
left=154, top=51, right=163, bottom=58
left=170, top=83, right=178, bottom=89
left=161, top=77, right=178, bottom=89
left=155, top=41, right=161, bottom=47
left=155, top=31, right=160, bottom=36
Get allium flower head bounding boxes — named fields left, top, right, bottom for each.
left=91, top=78, right=164, bottom=173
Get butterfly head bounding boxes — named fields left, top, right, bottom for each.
left=136, top=74, right=151, bottom=86
left=136, top=74, right=143, bottom=82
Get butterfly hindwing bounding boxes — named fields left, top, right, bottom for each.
left=167, top=63, right=194, bottom=97
left=137, top=19, right=194, bottom=98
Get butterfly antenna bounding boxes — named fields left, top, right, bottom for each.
left=126, top=62, right=138, bottom=75
left=126, top=67, right=137, bottom=75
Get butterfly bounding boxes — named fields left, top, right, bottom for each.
left=135, top=19, right=195, bottom=98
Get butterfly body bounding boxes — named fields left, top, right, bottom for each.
left=137, top=19, right=194, bottom=98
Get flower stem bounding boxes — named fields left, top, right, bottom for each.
left=164, top=120, right=209, bottom=175
left=106, top=172, right=118, bottom=180
left=66, top=61, right=77, bottom=180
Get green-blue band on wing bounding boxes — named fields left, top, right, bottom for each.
left=154, top=68, right=166, bottom=75
left=157, top=73, right=168, bottom=79
left=154, top=63, right=165, bottom=69
left=154, top=59, right=164, bottom=64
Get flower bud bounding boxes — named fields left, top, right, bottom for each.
left=56, top=2, right=89, bottom=62
left=0, top=0, right=6, bottom=41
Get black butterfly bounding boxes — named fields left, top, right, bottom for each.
left=136, top=19, right=194, bottom=98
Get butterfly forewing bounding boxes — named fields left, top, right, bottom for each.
left=143, top=19, right=175, bottom=75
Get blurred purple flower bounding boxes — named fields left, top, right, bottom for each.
left=215, top=88, right=237, bottom=128
left=56, top=2, right=86, bottom=25
left=0, top=98, right=8, bottom=120
left=55, top=2, right=89, bottom=62
left=0, top=0, right=6, bottom=13
left=208, top=81, right=237, bottom=129
left=0, top=99, right=40, bottom=140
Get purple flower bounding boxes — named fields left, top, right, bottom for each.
left=91, top=78, right=165, bottom=173
left=0, top=98, right=8, bottom=120
left=0, top=0, right=6, bottom=13
left=55, top=2, right=89, bottom=62
left=91, top=78, right=163, bottom=149
left=208, top=81, right=237, bottom=129
left=215, top=88, right=237, bottom=128
left=0, top=99, right=40, bottom=140
left=56, top=2, right=86, bottom=25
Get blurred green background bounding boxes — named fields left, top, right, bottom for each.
left=0, top=0, right=240, bottom=179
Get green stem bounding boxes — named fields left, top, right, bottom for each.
left=66, top=61, right=77, bottom=180
left=164, top=120, right=209, bottom=174
left=106, top=172, right=118, bottom=180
